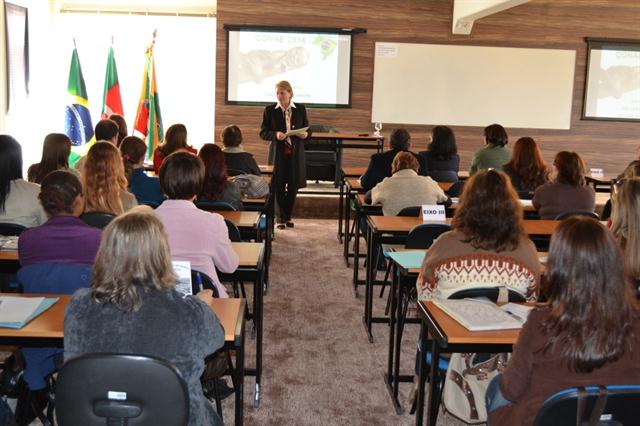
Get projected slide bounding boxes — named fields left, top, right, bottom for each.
left=227, top=28, right=352, bottom=106
left=584, top=42, right=640, bottom=121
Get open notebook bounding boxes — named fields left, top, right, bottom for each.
left=0, top=296, right=59, bottom=329
left=433, top=299, right=533, bottom=331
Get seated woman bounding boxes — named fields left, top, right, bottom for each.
left=63, top=207, right=225, bottom=426
left=109, top=113, right=128, bottom=147
left=532, top=151, right=595, bottom=219
left=152, top=123, right=197, bottom=173
left=155, top=152, right=239, bottom=298
left=221, top=125, right=261, bottom=176
left=502, top=137, right=549, bottom=194
left=601, top=160, right=640, bottom=220
left=417, top=169, right=540, bottom=301
left=370, top=151, right=447, bottom=216
left=27, top=133, right=74, bottom=184
left=469, top=124, right=512, bottom=175
left=19, top=170, right=101, bottom=268
left=486, top=217, right=640, bottom=425
left=610, top=178, right=640, bottom=296
left=17, top=171, right=101, bottom=402
left=198, top=143, right=243, bottom=211
left=120, top=136, right=164, bottom=206
left=0, top=135, right=47, bottom=227
left=419, top=125, right=460, bottom=182
left=83, top=141, right=137, bottom=215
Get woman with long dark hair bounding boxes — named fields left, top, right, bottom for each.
left=27, top=133, right=73, bottom=184
left=532, top=151, right=595, bottom=219
left=0, top=135, right=46, bottom=227
left=120, top=136, right=164, bottom=205
left=152, top=123, right=197, bottom=172
left=502, top=137, right=549, bottom=193
left=198, top=143, right=243, bottom=211
left=419, top=125, right=460, bottom=182
left=487, top=217, right=640, bottom=425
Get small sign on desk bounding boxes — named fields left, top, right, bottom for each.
left=422, top=204, right=446, bottom=222
left=590, top=168, right=604, bottom=178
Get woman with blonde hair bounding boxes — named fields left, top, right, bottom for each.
left=610, top=177, right=640, bottom=294
left=370, top=151, right=447, bottom=216
left=64, top=206, right=225, bottom=426
left=83, top=141, right=137, bottom=215
left=152, top=123, right=197, bottom=172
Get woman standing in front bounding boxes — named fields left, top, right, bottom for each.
left=259, top=80, right=309, bottom=229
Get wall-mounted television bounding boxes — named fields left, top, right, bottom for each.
left=224, top=25, right=357, bottom=108
left=583, top=38, right=640, bottom=122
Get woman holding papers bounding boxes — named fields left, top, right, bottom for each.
left=486, top=217, right=640, bottom=425
left=416, top=169, right=540, bottom=301
left=259, top=80, right=309, bottom=228
left=64, top=207, right=225, bottom=426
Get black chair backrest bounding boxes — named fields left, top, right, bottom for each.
left=56, top=353, right=189, bottom=426
left=306, top=124, right=338, bottom=150
left=80, top=212, right=116, bottom=229
left=446, top=181, right=465, bottom=197
left=224, top=219, right=242, bottom=242
left=0, top=222, right=27, bottom=236
left=449, top=287, right=526, bottom=302
left=405, top=223, right=451, bottom=249
left=190, top=270, right=220, bottom=298
left=428, top=170, right=459, bottom=183
left=517, top=190, right=535, bottom=200
left=196, top=201, right=236, bottom=212
left=601, top=199, right=612, bottom=221
left=397, top=206, right=421, bottom=217
left=533, top=385, right=640, bottom=426
left=555, top=210, right=600, bottom=220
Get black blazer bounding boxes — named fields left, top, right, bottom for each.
left=259, top=103, right=309, bottom=189
left=359, top=149, right=427, bottom=191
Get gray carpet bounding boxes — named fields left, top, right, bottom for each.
left=220, top=219, right=470, bottom=426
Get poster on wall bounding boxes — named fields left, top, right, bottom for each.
left=583, top=38, right=640, bottom=122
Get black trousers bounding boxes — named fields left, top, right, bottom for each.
left=274, top=154, right=298, bottom=222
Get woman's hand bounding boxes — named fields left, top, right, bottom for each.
left=196, top=289, right=214, bottom=302
left=276, top=131, right=286, bottom=141
left=297, top=131, right=308, bottom=139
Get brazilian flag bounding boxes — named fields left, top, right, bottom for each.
left=64, top=46, right=94, bottom=167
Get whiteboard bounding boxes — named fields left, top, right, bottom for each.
left=371, top=42, right=576, bottom=129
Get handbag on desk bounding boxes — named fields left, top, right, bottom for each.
left=442, top=352, right=509, bottom=424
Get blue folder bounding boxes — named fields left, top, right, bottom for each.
left=387, top=250, right=426, bottom=269
left=0, top=297, right=59, bottom=329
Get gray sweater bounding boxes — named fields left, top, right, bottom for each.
left=64, top=287, right=224, bottom=426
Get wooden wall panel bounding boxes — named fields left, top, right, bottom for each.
left=215, top=0, right=640, bottom=174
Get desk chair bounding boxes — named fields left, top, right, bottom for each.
left=555, top=210, right=599, bottom=220
left=428, top=170, right=458, bottom=183
left=305, top=124, right=341, bottom=187
left=534, top=385, right=640, bottom=426
left=56, top=353, right=189, bottom=426
left=0, top=222, right=26, bottom=236
left=196, top=201, right=236, bottom=212
left=191, top=270, right=220, bottom=298
left=80, top=212, right=115, bottom=229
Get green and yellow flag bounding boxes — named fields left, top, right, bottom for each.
left=64, top=45, right=94, bottom=167
left=133, top=37, right=163, bottom=159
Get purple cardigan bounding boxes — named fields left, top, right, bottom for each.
left=18, top=216, right=102, bottom=267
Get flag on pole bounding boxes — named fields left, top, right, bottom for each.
left=64, top=44, right=94, bottom=167
left=134, top=32, right=163, bottom=159
left=101, top=45, right=124, bottom=118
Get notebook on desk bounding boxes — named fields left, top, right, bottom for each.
left=433, top=299, right=528, bottom=331
left=387, top=250, right=426, bottom=269
left=0, top=296, right=59, bottom=329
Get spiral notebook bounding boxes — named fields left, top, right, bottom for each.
left=432, top=299, right=525, bottom=331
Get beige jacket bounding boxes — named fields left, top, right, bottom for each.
left=371, top=169, right=447, bottom=216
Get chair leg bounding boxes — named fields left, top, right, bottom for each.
left=212, top=379, right=223, bottom=422
left=380, top=261, right=392, bottom=298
